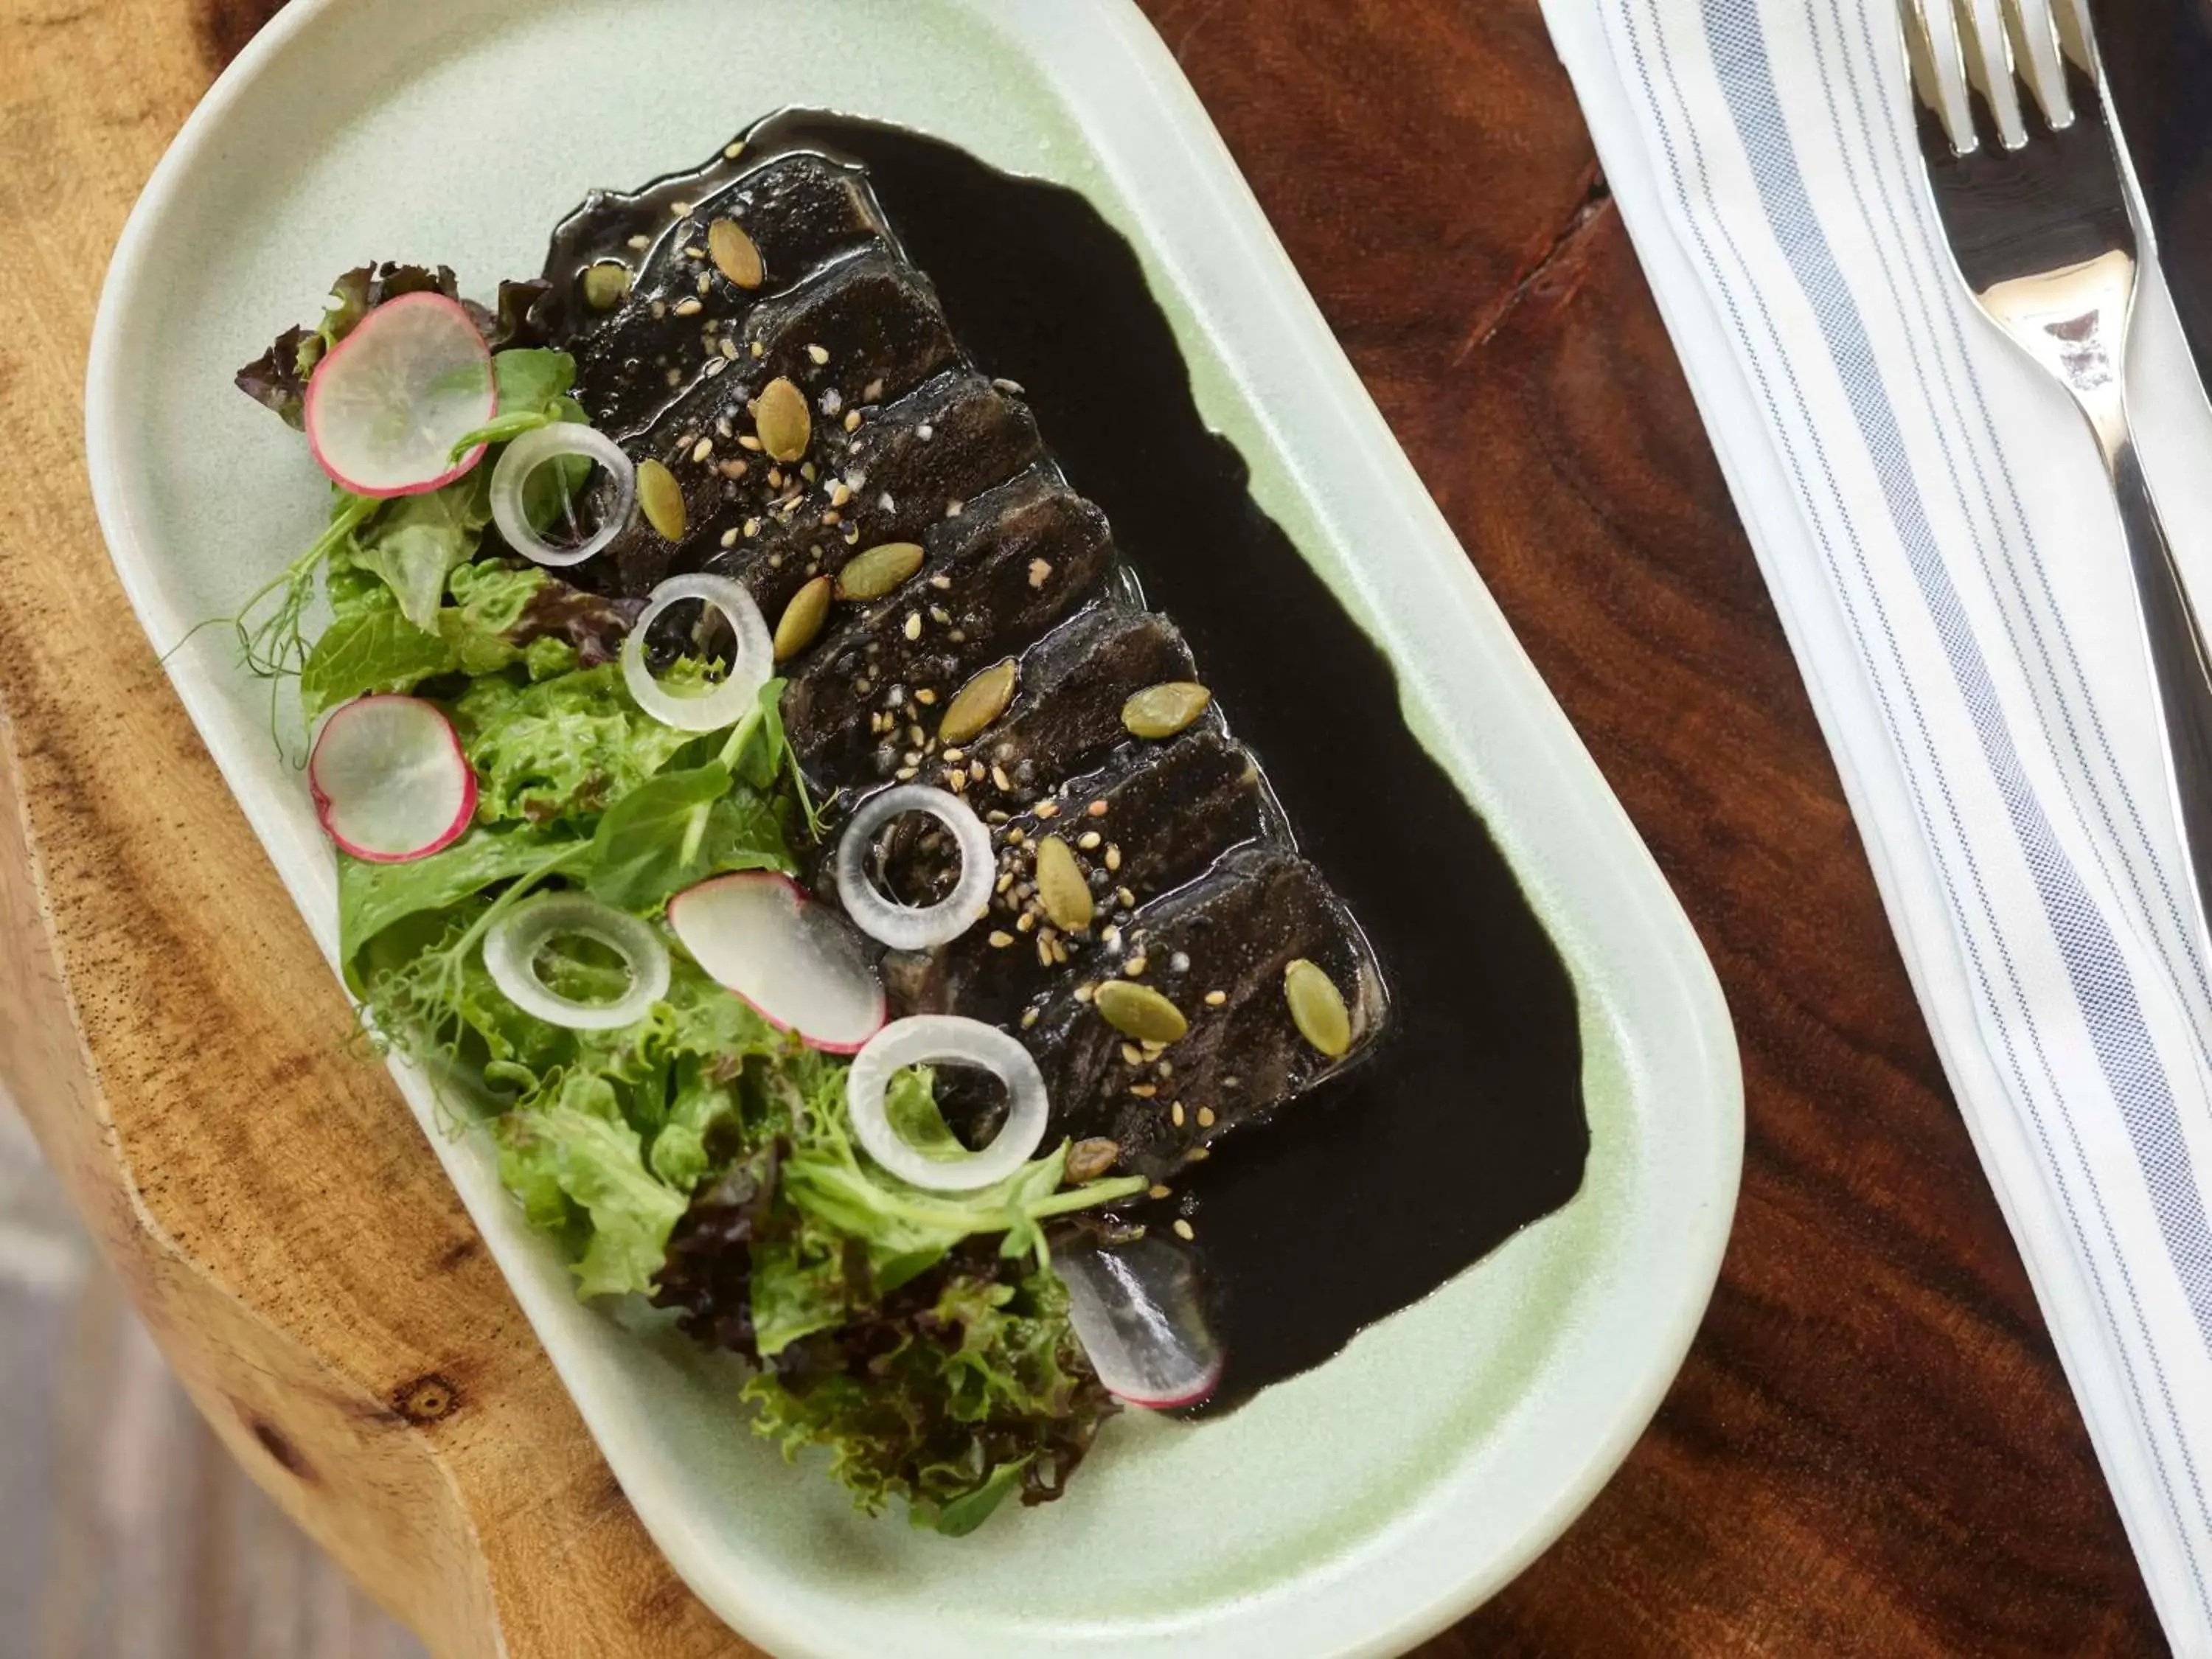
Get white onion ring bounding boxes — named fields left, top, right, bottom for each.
left=833, top=784, right=995, bottom=950
left=483, top=891, right=670, bottom=1030
left=846, top=1015, right=1049, bottom=1192
left=490, top=424, right=637, bottom=568
left=621, top=573, right=773, bottom=732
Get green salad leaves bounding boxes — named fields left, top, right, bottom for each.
left=240, top=269, right=1143, bottom=1536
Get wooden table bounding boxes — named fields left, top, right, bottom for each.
left=0, top=0, right=2168, bottom=1652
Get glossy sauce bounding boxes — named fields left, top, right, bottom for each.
left=550, top=114, right=1590, bottom=1405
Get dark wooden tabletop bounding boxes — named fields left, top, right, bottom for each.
left=0, top=0, right=2166, bottom=1652
left=1133, top=0, right=2166, bottom=1652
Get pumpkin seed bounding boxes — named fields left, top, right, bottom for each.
left=835, top=540, right=924, bottom=602
left=773, top=575, right=832, bottom=661
left=940, top=658, right=1016, bottom=745
left=1094, top=980, right=1187, bottom=1045
left=756, top=375, right=811, bottom=462
left=1065, top=1138, right=1121, bottom=1183
left=581, top=261, right=631, bottom=311
left=1284, top=959, right=1352, bottom=1057
left=707, top=218, right=763, bottom=288
left=636, top=458, right=686, bottom=541
left=1121, top=681, right=1212, bottom=740
left=1034, top=835, right=1094, bottom=933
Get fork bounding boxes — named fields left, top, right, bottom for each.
left=1902, top=0, right=2212, bottom=968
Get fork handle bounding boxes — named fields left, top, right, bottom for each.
left=2107, top=434, right=2212, bottom=922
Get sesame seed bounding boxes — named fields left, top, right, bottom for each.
left=1028, top=557, right=1052, bottom=589
left=1116, top=886, right=1137, bottom=908
left=739, top=434, right=763, bottom=451
left=903, top=612, right=922, bottom=641
left=895, top=766, right=918, bottom=781
left=751, top=340, right=765, bottom=358
left=1205, top=989, right=1228, bottom=1006
left=1121, top=1043, right=1146, bottom=1066
left=743, top=518, right=760, bottom=538
left=690, top=437, right=714, bottom=463
left=1015, top=912, right=1037, bottom=933
left=723, top=141, right=744, bottom=159
left=1125, top=956, right=1148, bottom=977
left=1078, top=831, right=1102, bottom=851
left=718, top=459, right=748, bottom=479
left=720, top=336, right=740, bottom=360
left=996, top=872, right=1015, bottom=894
left=1149, top=1183, right=1172, bottom=1200
left=1172, top=1219, right=1195, bottom=1241
left=1197, top=1106, right=1217, bottom=1127
left=1105, top=845, right=1122, bottom=872
left=1129, top=1083, right=1157, bottom=1098
left=695, top=271, right=712, bottom=295
left=1074, top=983, right=1096, bottom=1003
left=992, top=765, right=1013, bottom=792
left=720, top=527, right=739, bottom=548
left=945, top=498, right=964, bottom=518
left=626, top=234, right=651, bottom=250
left=914, top=688, right=937, bottom=706
left=670, top=200, right=693, bottom=216
left=917, top=422, right=935, bottom=441
left=844, top=410, right=862, bottom=431
left=908, top=724, right=925, bottom=747
left=831, top=482, right=852, bottom=507
left=1169, top=952, right=1191, bottom=973
left=673, top=297, right=703, bottom=317
left=988, top=930, right=1014, bottom=948
left=863, top=378, right=885, bottom=401
left=1020, top=1008, right=1039, bottom=1029
left=703, top=357, right=727, bottom=377
left=651, top=299, right=668, bottom=319
left=930, top=574, right=953, bottom=590
left=1034, top=801, right=1060, bottom=819
left=806, top=343, right=830, bottom=365
left=1006, top=828, right=1026, bottom=846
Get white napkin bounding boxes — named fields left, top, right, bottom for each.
left=1536, top=0, right=2212, bottom=1647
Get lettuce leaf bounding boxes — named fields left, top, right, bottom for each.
left=456, top=662, right=700, bottom=827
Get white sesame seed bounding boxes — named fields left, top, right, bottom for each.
left=690, top=437, right=714, bottom=463
left=917, top=422, right=935, bottom=442
left=903, top=612, right=922, bottom=641
left=673, top=297, right=703, bottom=317
left=806, top=343, right=830, bottom=365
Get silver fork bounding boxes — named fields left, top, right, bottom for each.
left=1902, top=0, right=2212, bottom=967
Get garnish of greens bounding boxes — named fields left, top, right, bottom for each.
left=233, top=265, right=1146, bottom=1534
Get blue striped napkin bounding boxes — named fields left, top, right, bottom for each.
left=1537, top=0, right=2212, bottom=1646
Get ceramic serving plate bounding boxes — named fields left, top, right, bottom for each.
left=86, top=1, right=1742, bottom=1653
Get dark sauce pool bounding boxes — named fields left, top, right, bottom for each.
left=551, top=112, right=1590, bottom=1406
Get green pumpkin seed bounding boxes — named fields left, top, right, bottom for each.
left=636, top=458, right=686, bottom=541
left=939, top=658, right=1015, bottom=745
left=582, top=261, right=631, bottom=311
left=756, top=375, right=811, bottom=462
left=707, top=218, right=763, bottom=289
left=1034, top=835, right=1094, bottom=933
left=773, top=575, right=832, bottom=661
left=835, top=540, right=924, bottom=602
left=1284, top=959, right=1352, bottom=1057
left=1121, top=681, right=1212, bottom=740
left=1095, top=979, right=1187, bottom=1045
left=1065, top=1138, right=1121, bottom=1183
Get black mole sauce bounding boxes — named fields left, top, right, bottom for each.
left=547, top=112, right=1590, bottom=1407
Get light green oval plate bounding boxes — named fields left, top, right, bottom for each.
left=86, top=1, right=1743, bottom=1654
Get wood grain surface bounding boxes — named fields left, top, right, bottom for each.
left=0, top=0, right=2168, bottom=1653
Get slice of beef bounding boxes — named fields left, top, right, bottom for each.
left=876, top=730, right=1278, bottom=1027
left=683, top=369, right=1046, bottom=613
left=590, top=252, right=968, bottom=594
left=1018, top=844, right=1386, bottom=1180
left=780, top=471, right=1115, bottom=781
left=550, top=153, right=890, bottom=437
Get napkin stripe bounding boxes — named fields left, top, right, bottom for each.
left=1614, top=0, right=2212, bottom=1604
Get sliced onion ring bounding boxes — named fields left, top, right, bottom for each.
left=621, top=573, right=773, bottom=732
left=490, top=424, right=637, bottom=568
left=847, top=1015, right=1048, bottom=1192
left=833, top=784, right=995, bottom=950
left=483, top=891, right=670, bottom=1030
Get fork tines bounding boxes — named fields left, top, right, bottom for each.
left=1900, top=0, right=2095, bottom=154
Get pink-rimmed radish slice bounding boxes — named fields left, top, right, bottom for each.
left=843, top=1015, right=1048, bottom=1190
left=1056, top=1237, right=1225, bottom=1410
left=308, top=695, right=476, bottom=863
left=304, top=291, right=495, bottom=498
left=668, top=872, right=886, bottom=1054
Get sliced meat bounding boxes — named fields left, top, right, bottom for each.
left=591, top=252, right=967, bottom=594
left=877, top=730, right=1277, bottom=1026
left=685, top=369, right=1046, bottom=614
left=781, top=472, right=1116, bottom=781
left=1019, top=845, right=1385, bottom=1180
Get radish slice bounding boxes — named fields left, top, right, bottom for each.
left=833, top=785, right=995, bottom=950
left=1057, top=1238, right=1225, bottom=1410
left=309, top=695, right=476, bottom=862
left=303, top=292, right=495, bottom=498
left=667, top=872, right=886, bottom=1053
left=621, top=573, right=773, bottom=732
left=846, top=1015, right=1048, bottom=1192
left=483, top=892, right=669, bottom=1030
left=490, top=424, right=636, bottom=568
